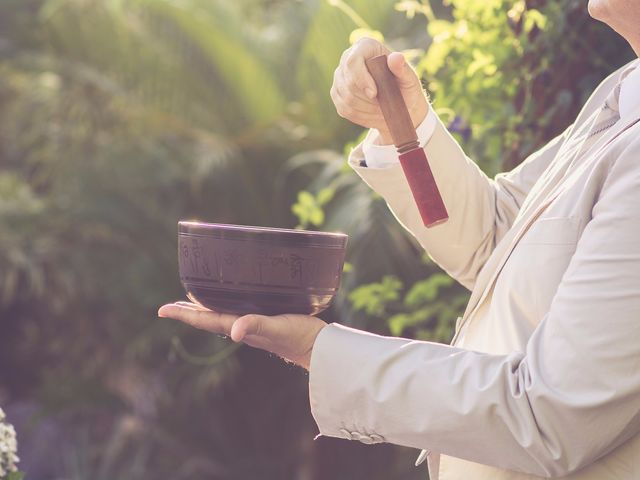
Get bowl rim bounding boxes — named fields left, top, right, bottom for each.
left=178, top=221, right=348, bottom=239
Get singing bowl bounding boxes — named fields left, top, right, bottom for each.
left=178, top=221, right=348, bottom=316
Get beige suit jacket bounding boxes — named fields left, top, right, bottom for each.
left=309, top=59, right=640, bottom=479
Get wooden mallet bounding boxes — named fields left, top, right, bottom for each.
left=365, top=54, right=449, bottom=228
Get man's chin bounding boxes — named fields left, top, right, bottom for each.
left=587, top=0, right=609, bottom=20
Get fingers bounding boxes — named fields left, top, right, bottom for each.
left=388, top=52, right=421, bottom=89
left=387, top=52, right=408, bottom=81
left=331, top=37, right=392, bottom=124
left=344, top=51, right=377, bottom=99
left=341, top=68, right=375, bottom=104
left=228, top=314, right=323, bottom=370
left=230, top=314, right=268, bottom=343
left=333, top=72, right=379, bottom=114
left=331, top=70, right=384, bottom=129
left=386, top=52, right=429, bottom=128
left=158, top=303, right=237, bottom=336
left=332, top=37, right=428, bottom=131
left=343, top=37, right=390, bottom=94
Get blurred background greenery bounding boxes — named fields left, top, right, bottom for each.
left=0, top=0, right=634, bottom=479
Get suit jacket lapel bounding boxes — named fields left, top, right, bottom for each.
left=451, top=104, right=640, bottom=345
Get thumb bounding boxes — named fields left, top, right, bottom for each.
left=230, top=314, right=268, bottom=343
left=387, top=52, right=417, bottom=89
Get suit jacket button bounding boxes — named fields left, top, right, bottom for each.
left=359, top=435, right=374, bottom=445
left=339, top=429, right=353, bottom=440
left=370, top=434, right=385, bottom=444
left=350, top=431, right=362, bottom=441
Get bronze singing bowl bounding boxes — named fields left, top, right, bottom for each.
left=178, top=222, right=348, bottom=316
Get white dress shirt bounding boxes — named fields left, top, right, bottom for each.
left=619, top=63, right=640, bottom=120
left=361, top=105, right=437, bottom=168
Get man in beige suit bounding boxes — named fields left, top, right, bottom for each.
left=159, top=1, right=640, bottom=478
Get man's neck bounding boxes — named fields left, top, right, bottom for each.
left=626, top=36, right=640, bottom=57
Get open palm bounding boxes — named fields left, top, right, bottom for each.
left=158, top=302, right=327, bottom=370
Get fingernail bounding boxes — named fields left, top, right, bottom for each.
left=230, top=329, right=243, bottom=343
left=229, top=320, right=245, bottom=343
left=157, top=305, right=172, bottom=317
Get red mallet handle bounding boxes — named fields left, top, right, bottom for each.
left=365, top=55, right=448, bottom=228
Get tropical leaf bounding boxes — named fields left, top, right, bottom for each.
left=40, top=0, right=287, bottom=136
left=295, top=0, right=399, bottom=132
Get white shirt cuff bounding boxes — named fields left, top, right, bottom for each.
left=361, top=105, right=437, bottom=169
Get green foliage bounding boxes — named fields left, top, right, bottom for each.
left=4, top=472, right=25, bottom=480
left=39, top=0, right=286, bottom=135
left=388, top=274, right=466, bottom=342
left=296, top=0, right=399, bottom=134
left=291, top=187, right=335, bottom=228
left=416, top=0, right=634, bottom=173
left=349, top=275, right=403, bottom=316
left=349, top=272, right=464, bottom=341
left=404, top=273, right=454, bottom=307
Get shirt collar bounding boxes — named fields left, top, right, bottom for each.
left=619, top=59, right=640, bottom=121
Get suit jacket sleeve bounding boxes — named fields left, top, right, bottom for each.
left=310, top=135, right=640, bottom=477
left=349, top=112, right=570, bottom=290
